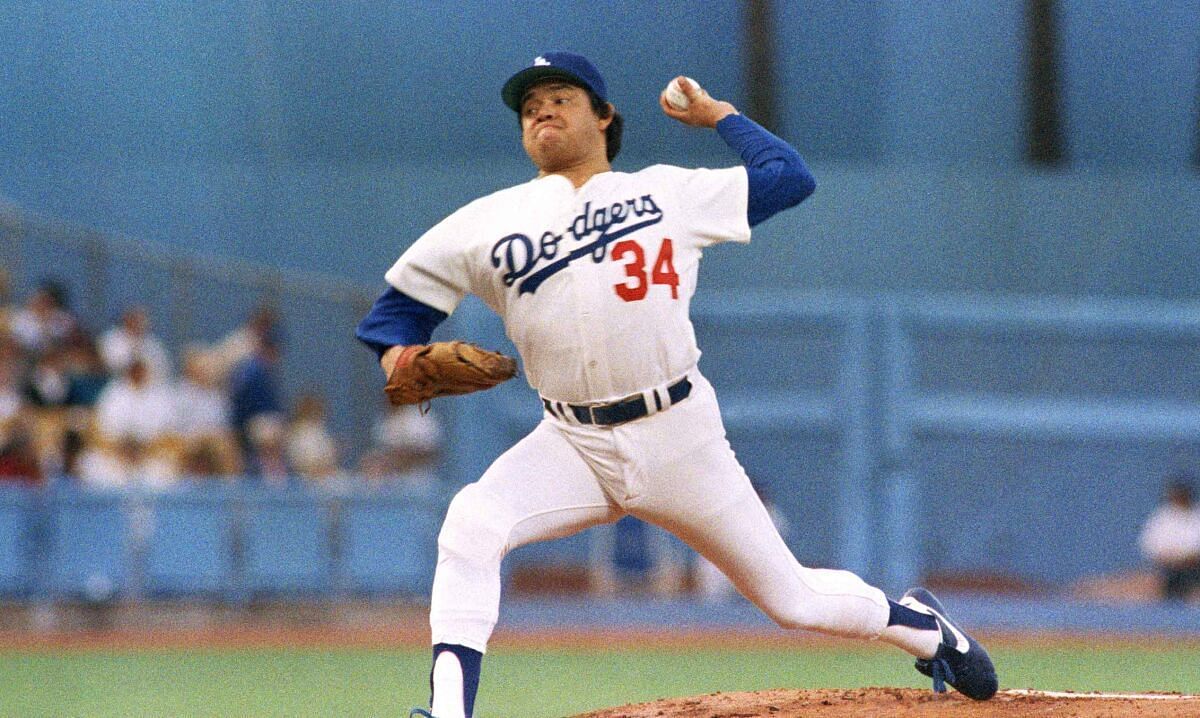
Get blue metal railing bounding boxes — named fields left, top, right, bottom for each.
left=0, top=482, right=449, bottom=602
left=7, top=209, right=1200, bottom=596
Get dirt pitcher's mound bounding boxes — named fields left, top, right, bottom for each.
left=571, top=687, right=1200, bottom=717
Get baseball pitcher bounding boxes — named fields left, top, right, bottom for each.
left=356, top=52, right=998, bottom=718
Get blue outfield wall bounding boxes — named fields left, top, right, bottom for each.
left=7, top=161, right=1200, bottom=300
left=3, top=2, right=1200, bottom=296
left=0, top=482, right=447, bottom=602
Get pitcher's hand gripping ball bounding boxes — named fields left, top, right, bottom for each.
left=385, top=340, right=517, bottom=406
left=662, top=76, right=703, bottom=110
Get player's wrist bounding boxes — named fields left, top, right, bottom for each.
left=707, top=103, right=738, bottom=128
left=380, top=344, right=410, bottom=374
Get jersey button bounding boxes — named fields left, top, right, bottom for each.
left=588, top=360, right=598, bottom=368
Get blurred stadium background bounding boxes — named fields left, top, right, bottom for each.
left=2, top=1, right=1200, bottom=715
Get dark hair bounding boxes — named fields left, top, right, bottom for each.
left=1168, top=474, right=1197, bottom=504
left=38, top=279, right=69, bottom=309
left=517, top=81, right=623, bottom=162
left=586, top=90, right=623, bottom=162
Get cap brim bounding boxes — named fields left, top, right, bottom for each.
left=501, top=66, right=586, bottom=111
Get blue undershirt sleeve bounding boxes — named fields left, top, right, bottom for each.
left=355, top=286, right=448, bottom=360
left=715, top=113, right=816, bottom=227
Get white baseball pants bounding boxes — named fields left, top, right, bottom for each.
left=429, top=371, right=890, bottom=652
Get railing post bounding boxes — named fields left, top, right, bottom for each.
left=348, top=292, right=378, bottom=463
left=0, top=209, right=25, bottom=294
left=838, top=306, right=872, bottom=577
left=82, top=233, right=110, bottom=323
left=880, top=303, right=920, bottom=593
left=168, top=258, right=196, bottom=353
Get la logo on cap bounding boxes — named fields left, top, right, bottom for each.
left=533, top=56, right=550, bottom=66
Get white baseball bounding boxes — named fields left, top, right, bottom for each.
left=664, top=76, right=701, bottom=111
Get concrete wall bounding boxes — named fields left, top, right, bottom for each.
left=2, top=1, right=1199, bottom=295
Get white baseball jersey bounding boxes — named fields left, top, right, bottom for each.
left=384, top=165, right=750, bottom=404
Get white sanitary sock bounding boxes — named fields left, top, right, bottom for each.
left=431, top=651, right=465, bottom=718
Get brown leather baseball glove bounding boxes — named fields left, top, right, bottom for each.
left=384, top=340, right=517, bottom=406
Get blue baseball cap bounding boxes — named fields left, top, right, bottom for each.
left=501, top=52, right=608, bottom=112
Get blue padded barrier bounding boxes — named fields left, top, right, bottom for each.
left=143, top=485, right=237, bottom=598
left=338, top=487, right=442, bottom=596
left=241, top=485, right=333, bottom=596
left=0, top=485, right=37, bottom=596
left=46, top=486, right=130, bottom=600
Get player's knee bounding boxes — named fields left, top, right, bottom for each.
left=768, top=603, right=824, bottom=632
left=764, top=596, right=855, bottom=635
left=438, top=483, right=514, bottom=565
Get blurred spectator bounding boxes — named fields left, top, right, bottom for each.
left=178, top=436, right=241, bottom=479
left=211, top=305, right=280, bottom=381
left=0, top=350, right=23, bottom=429
left=229, top=335, right=284, bottom=474
left=76, top=436, right=178, bottom=490
left=93, top=358, right=177, bottom=444
left=9, top=280, right=76, bottom=354
left=62, top=330, right=109, bottom=407
left=247, top=413, right=289, bottom=484
left=358, top=403, right=443, bottom=485
left=0, top=268, right=14, bottom=329
left=286, top=393, right=339, bottom=482
left=589, top=517, right=687, bottom=597
left=98, top=306, right=171, bottom=383
left=22, top=344, right=70, bottom=408
left=174, top=347, right=241, bottom=477
left=612, top=517, right=654, bottom=583
left=175, top=347, right=230, bottom=437
left=0, top=417, right=42, bottom=485
left=1139, top=475, right=1200, bottom=602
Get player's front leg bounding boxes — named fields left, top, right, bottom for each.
left=417, top=421, right=621, bottom=718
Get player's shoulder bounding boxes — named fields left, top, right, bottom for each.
left=634, top=163, right=742, bottom=180
left=431, top=180, right=539, bottom=230
left=460, top=180, right=535, bottom=212
left=636, top=163, right=694, bottom=179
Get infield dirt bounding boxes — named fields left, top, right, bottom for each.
left=571, top=687, right=1200, bottom=717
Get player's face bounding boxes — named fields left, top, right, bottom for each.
left=519, top=81, right=610, bottom=172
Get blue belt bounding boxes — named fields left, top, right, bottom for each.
left=543, top=376, right=693, bottom=426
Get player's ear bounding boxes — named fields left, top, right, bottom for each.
left=597, top=102, right=616, bottom=131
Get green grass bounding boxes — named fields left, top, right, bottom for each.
left=4, top=644, right=1200, bottom=718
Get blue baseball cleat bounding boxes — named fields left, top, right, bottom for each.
left=408, top=710, right=435, bottom=718
left=900, top=587, right=999, bottom=700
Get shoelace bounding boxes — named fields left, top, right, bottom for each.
left=928, top=657, right=955, bottom=694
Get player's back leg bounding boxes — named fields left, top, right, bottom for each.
left=613, top=373, right=891, bottom=638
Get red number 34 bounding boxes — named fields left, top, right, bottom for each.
left=612, top=238, right=680, bottom=302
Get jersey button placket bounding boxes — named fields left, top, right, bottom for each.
left=572, top=197, right=604, bottom=399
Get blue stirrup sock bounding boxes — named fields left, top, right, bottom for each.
left=888, top=599, right=938, bottom=631
left=430, top=643, right=482, bottom=718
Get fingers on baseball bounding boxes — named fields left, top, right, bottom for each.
left=675, top=76, right=698, bottom=99
left=659, top=92, right=682, bottom=117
